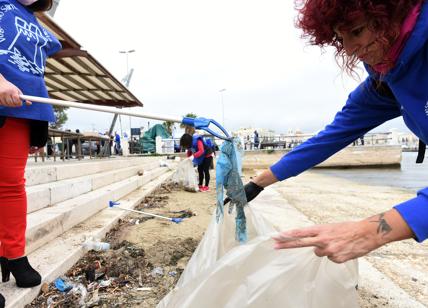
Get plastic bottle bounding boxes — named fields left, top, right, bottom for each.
left=82, top=239, right=110, bottom=251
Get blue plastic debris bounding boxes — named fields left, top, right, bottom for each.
left=171, top=218, right=183, bottom=224
left=109, top=200, right=120, bottom=208
left=216, top=138, right=248, bottom=243
left=54, top=278, right=73, bottom=293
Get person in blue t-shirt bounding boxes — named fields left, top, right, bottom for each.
left=0, top=0, right=61, bottom=303
left=234, top=0, right=428, bottom=264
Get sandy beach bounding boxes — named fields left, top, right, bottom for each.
left=28, top=166, right=428, bottom=307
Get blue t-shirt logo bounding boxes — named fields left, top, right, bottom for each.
left=0, top=0, right=62, bottom=121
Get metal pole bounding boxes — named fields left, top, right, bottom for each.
left=219, top=88, right=226, bottom=127
left=20, top=95, right=183, bottom=123
left=118, top=50, right=136, bottom=141
left=221, top=93, right=224, bottom=126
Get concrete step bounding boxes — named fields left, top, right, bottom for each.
left=26, top=161, right=160, bottom=214
left=25, top=165, right=173, bottom=255
left=0, top=170, right=175, bottom=308
left=25, top=157, right=160, bottom=186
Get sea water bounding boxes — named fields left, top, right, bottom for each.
left=313, top=152, right=427, bottom=191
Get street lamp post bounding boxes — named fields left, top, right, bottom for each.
left=119, top=49, right=136, bottom=87
left=219, top=88, right=226, bottom=127
left=118, top=49, right=136, bottom=145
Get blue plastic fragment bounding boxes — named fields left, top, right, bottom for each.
left=216, top=138, right=248, bottom=243
left=54, top=278, right=73, bottom=293
left=171, top=218, right=183, bottom=224
left=109, top=200, right=120, bottom=208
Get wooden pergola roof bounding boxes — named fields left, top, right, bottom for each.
left=35, top=13, right=143, bottom=108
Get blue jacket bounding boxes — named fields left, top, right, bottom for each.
left=271, top=1, right=428, bottom=242
left=0, top=0, right=62, bottom=122
left=191, top=135, right=210, bottom=166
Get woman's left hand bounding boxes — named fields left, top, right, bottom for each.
left=272, top=220, right=381, bottom=263
left=272, top=210, right=414, bottom=263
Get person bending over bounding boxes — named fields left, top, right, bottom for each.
left=180, top=133, right=214, bottom=192
left=236, top=0, right=428, bottom=264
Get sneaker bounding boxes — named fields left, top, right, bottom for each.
left=202, top=186, right=210, bottom=192
left=198, top=185, right=203, bottom=192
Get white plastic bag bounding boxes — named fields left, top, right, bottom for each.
left=158, top=203, right=358, bottom=308
left=172, top=159, right=198, bottom=192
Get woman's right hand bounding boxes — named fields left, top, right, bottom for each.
left=224, top=181, right=264, bottom=205
left=0, top=74, right=24, bottom=107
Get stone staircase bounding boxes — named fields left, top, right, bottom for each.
left=0, top=157, right=178, bottom=308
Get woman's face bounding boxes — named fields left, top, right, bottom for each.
left=334, top=20, right=386, bottom=66
left=17, top=0, right=38, bottom=5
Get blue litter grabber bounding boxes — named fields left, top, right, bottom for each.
left=109, top=201, right=183, bottom=224
left=19, top=95, right=232, bottom=140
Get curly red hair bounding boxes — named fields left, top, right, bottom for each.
left=295, top=0, right=422, bottom=74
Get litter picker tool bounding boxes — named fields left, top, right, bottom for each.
left=20, top=95, right=231, bottom=140
left=109, top=201, right=183, bottom=223
left=109, top=201, right=183, bottom=224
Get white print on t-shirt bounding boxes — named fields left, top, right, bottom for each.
left=425, top=101, right=428, bottom=117
left=0, top=3, right=17, bottom=13
left=0, top=26, right=5, bottom=43
left=1, top=16, right=50, bottom=75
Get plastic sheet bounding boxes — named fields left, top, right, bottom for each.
left=157, top=205, right=359, bottom=308
left=172, top=159, right=198, bottom=192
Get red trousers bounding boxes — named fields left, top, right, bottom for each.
left=0, top=118, right=29, bottom=258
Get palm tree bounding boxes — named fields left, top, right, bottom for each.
left=162, top=121, right=175, bottom=136
left=180, top=113, right=197, bottom=135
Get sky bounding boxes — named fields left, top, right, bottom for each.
left=53, top=0, right=408, bottom=136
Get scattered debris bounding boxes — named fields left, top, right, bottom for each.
left=29, top=236, right=197, bottom=307
left=136, top=287, right=152, bottom=292
left=54, top=278, right=73, bottom=293
left=169, top=209, right=195, bottom=218
left=151, top=267, right=164, bottom=277
left=82, top=238, right=111, bottom=251
left=40, top=283, right=49, bottom=295
left=28, top=181, right=200, bottom=308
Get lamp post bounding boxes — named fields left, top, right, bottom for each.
left=119, top=49, right=136, bottom=146
left=119, top=49, right=136, bottom=86
left=219, top=88, right=226, bottom=127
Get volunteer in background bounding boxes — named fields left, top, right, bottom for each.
left=180, top=133, right=214, bottom=192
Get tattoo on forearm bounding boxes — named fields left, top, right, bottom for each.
left=370, top=213, right=392, bottom=236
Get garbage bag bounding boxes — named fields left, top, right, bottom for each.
left=172, top=159, right=198, bottom=192
left=157, top=205, right=358, bottom=308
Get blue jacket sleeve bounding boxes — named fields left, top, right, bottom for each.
left=394, top=188, right=428, bottom=242
left=270, top=78, right=401, bottom=181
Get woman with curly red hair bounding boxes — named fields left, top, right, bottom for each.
left=235, top=0, right=428, bottom=263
